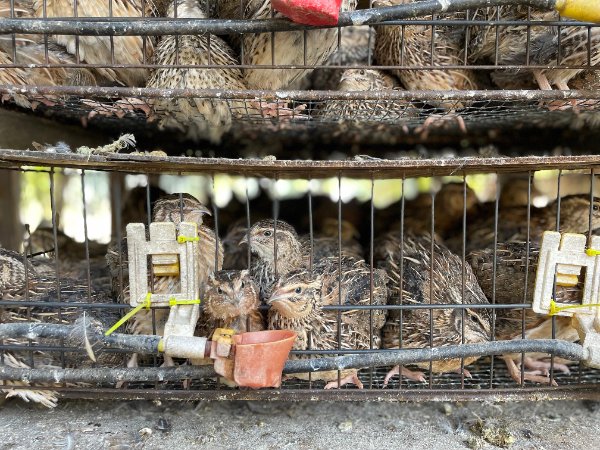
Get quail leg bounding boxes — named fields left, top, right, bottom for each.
left=503, top=356, right=558, bottom=386
left=453, top=367, right=472, bottom=378
left=324, top=372, right=364, bottom=389
left=251, top=99, right=308, bottom=120
left=382, top=365, right=427, bottom=387
left=115, top=353, right=139, bottom=388
left=523, top=356, right=570, bottom=375
left=416, top=112, right=467, bottom=140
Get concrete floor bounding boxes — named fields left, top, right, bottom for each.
left=0, top=398, right=598, bottom=449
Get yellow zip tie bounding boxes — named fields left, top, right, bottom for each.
left=549, top=299, right=600, bottom=316
left=168, top=297, right=201, bottom=307
left=586, top=248, right=600, bottom=256
left=105, top=293, right=152, bottom=336
left=177, top=235, right=199, bottom=244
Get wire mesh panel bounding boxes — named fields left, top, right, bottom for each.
left=0, top=1, right=599, bottom=148
left=1, top=151, right=600, bottom=403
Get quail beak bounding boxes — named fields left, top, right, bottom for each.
left=239, top=234, right=249, bottom=246
left=267, top=289, right=291, bottom=305
left=196, top=205, right=212, bottom=216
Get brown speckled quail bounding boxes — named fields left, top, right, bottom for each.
left=374, top=0, right=476, bottom=110
left=196, top=270, right=264, bottom=338
left=0, top=43, right=107, bottom=109
left=222, top=219, right=251, bottom=270
left=319, top=68, right=417, bottom=123
left=147, top=0, right=260, bottom=143
left=310, top=25, right=375, bottom=90
left=471, top=6, right=600, bottom=94
left=453, top=194, right=600, bottom=254
left=32, top=0, right=156, bottom=87
left=242, top=219, right=366, bottom=302
left=402, top=182, right=479, bottom=241
left=467, top=242, right=579, bottom=385
left=218, top=0, right=357, bottom=90
left=267, top=255, right=388, bottom=389
left=468, top=6, right=552, bottom=89
left=375, top=232, right=491, bottom=386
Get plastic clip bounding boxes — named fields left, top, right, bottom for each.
left=168, top=297, right=201, bottom=306
left=177, top=235, right=199, bottom=244
left=105, top=293, right=152, bottom=336
left=549, top=299, right=600, bottom=316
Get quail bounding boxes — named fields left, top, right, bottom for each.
left=218, top=0, right=358, bottom=90
left=119, top=184, right=168, bottom=231
left=319, top=68, right=417, bottom=123
left=242, top=219, right=365, bottom=301
left=373, top=0, right=476, bottom=134
left=0, top=43, right=106, bottom=109
left=401, top=182, right=479, bottom=240
left=467, top=241, right=580, bottom=384
left=32, top=0, right=156, bottom=87
left=451, top=194, right=600, bottom=254
left=147, top=0, right=260, bottom=143
left=267, top=255, right=388, bottom=388
left=310, top=25, right=375, bottom=91
left=196, top=269, right=264, bottom=337
left=222, top=219, right=251, bottom=270
left=375, top=232, right=492, bottom=385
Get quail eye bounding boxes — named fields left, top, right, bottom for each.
left=263, top=230, right=272, bottom=237
left=240, top=281, right=245, bottom=289
left=359, top=69, right=365, bottom=75
left=295, top=287, right=302, bottom=294
left=594, top=204, right=599, bottom=211
left=217, top=287, right=223, bottom=295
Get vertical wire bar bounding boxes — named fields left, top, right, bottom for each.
left=584, top=169, right=595, bottom=383
left=23, top=224, right=34, bottom=368
left=273, top=176, right=279, bottom=280
left=245, top=178, right=251, bottom=269
left=150, top=179, right=158, bottom=375
left=397, top=176, right=405, bottom=389
left=337, top=173, right=342, bottom=388
left=525, top=7, right=532, bottom=65
left=109, top=0, right=115, bottom=67
left=308, top=178, right=314, bottom=387
left=211, top=174, right=220, bottom=278
left=551, top=170, right=563, bottom=385
left=74, top=0, right=80, bottom=64
left=112, top=173, right=125, bottom=369
left=308, top=179, right=314, bottom=276
left=489, top=173, right=500, bottom=389
left=368, top=176, right=375, bottom=389
left=460, top=176, right=467, bottom=389
left=428, top=188, right=434, bottom=389
left=521, top=172, right=533, bottom=386
left=80, top=171, right=92, bottom=299
left=494, top=6, right=500, bottom=65
left=49, top=168, right=65, bottom=369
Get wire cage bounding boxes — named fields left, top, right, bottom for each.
left=0, top=0, right=599, bottom=152
left=1, top=150, right=600, bottom=404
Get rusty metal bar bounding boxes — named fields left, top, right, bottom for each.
left=0, top=1, right=558, bottom=36
left=1, top=151, right=599, bottom=180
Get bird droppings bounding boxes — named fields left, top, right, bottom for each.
left=155, top=417, right=172, bottom=433
left=338, top=420, right=353, bottom=432
left=469, top=417, right=516, bottom=449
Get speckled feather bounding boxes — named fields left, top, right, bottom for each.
left=147, top=0, right=257, bottom=143
left=32, top=0, right=156, bottom=87
left=375, top=232, right=491, bottom=373
left=374, top=0, right=476, bottom=109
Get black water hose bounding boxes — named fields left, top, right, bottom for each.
left=0, top=1, right=561, bottom=36
left=0, top=321, right=586, bottom=383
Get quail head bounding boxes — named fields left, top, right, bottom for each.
left=267, top=255, right=388, bottom=389
left=197, top=269, right=264, bottom=337
left=467, top=241, right=580, bottom=385
left=241, top=219, right=305, bottom=300
left=375, top=232, right=491, bottom=386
